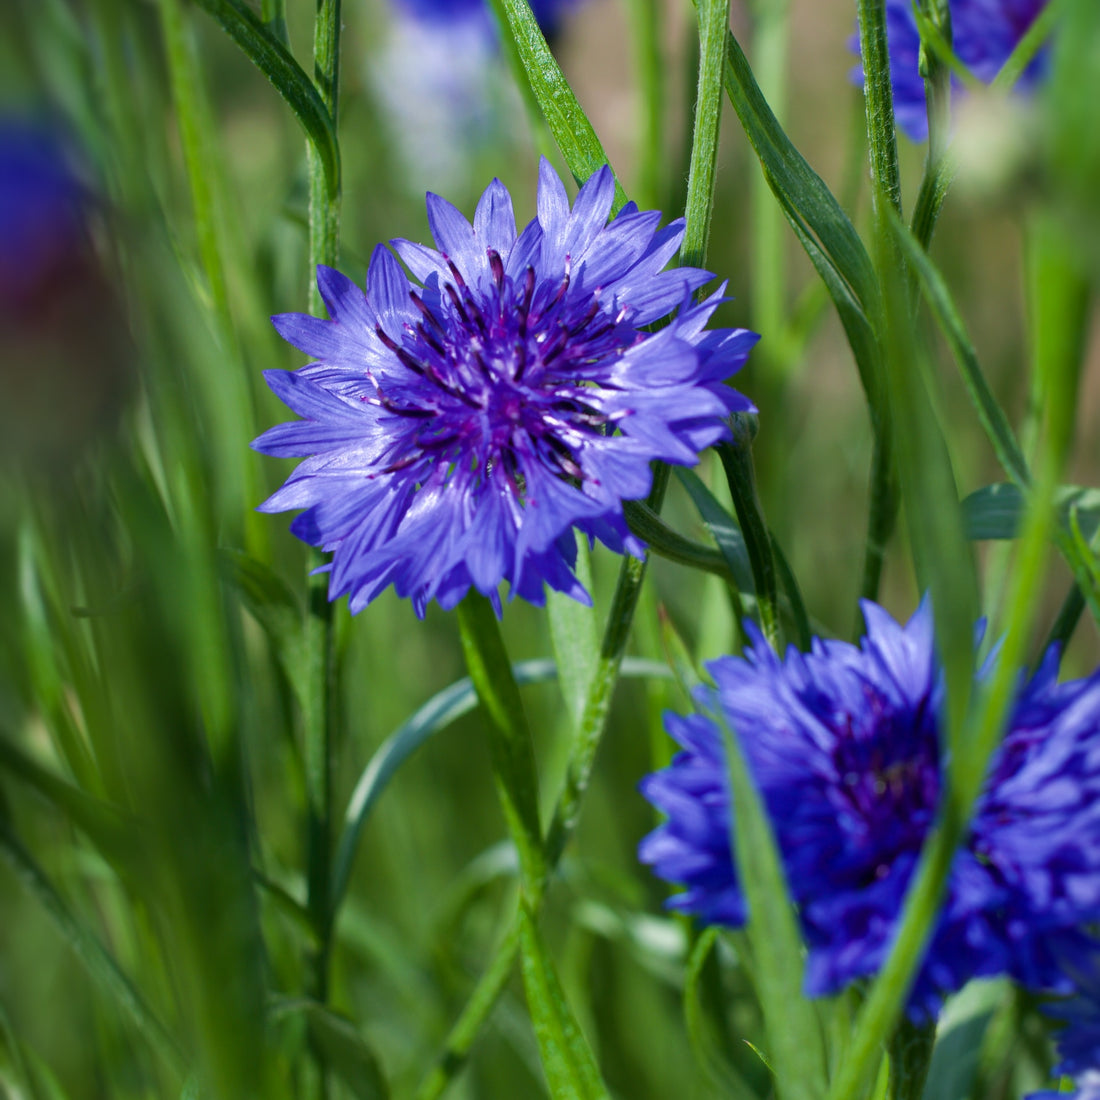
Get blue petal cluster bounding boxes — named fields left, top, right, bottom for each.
left=392, top=0, right=575, bottom=38
left=853, top=0, right=1050, bottom=141
left=640, top=601, right=1100, bottom=1018
left=0, top=117, right=85, bottom=313
left=254, top=160, right=757, bottom=616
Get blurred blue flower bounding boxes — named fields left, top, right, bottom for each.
left=852, top=0, right=1050, bottom=141
left=0, top=117, right=86, bottom=314
left=254, top=160, right=757, bottom=617
left=640, top=601, right=1100, bottom=1019
left=391, top=0, right=576, bottom=40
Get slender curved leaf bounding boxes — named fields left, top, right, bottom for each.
left=714, top=708, right=827, bottom=1100
left=721, top=28, right=875, bottom=310
left=675, top=468, right=754, bottom=593
left=962, top=483, right=1100, bottom=542
left=887, top=212, right=1030, bottom=488
left=190, top=0, right=340, bottom=195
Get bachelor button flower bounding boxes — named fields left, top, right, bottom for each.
left=253, top=160, right=757, bottom=617
left=852, top=0, right=1050, bottom=141
left=639, top=600, right=1100, bottom=1019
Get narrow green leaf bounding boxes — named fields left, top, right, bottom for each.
left=270, top=998, right=388, bottom=1099
left=713, top=709, right=827, bottom=1100
left=517, top=905, right=609, bottom=1100
left=961, top=484, right=1100, bottom=542
left=721, top=28, right=876, bottom=309
left=887, top=213, right=1030, bottom=488
left=489, top=0, right=626, bottom=208
left=920, top=980, right=1005, bottom=1100
left=675, top=468, right=755, bottom=593
left=191, top=0, right=340, bottom=195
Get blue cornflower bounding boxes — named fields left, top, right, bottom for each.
left=639, top=601, right=1100, bottom=1019
left=0, top=117, right=86, bottom=313
left=254, top=160, right=757, bottom=616
left=392, top=0, right=575, bottom=39
left=852, top=0, right=1050, bottom=141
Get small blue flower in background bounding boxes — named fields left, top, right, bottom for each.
left=853, top=0, right=1050, bottom=141
left=391, top=0, right=576, bottom=40
left=0, top=117, right=86, bottom=314
left=640, top=601, right=1100, bottom=1020
left=254, top=160, right=757, bottom=617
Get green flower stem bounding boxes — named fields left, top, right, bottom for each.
left=855, top=0, right=903, bottom=616
left=681, top=0, right=730, bottom=271
left=909, top=0, right=954, bottom=249
left=302, top=4, right=341, bottom=1096
left=856, top=0, right=902, bottom=218
left=415, top=470, right=672, bottom=1100
left=717, top=428, right=780, bottom=651
left=456, top=595, right=548, bottom=900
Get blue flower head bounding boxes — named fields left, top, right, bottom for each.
left=1028, top=959, right=1100, bottom=1100
left=852, top=0, right=1050, bottom=141
left=392, top=0, right=576, bottom=39
left=254, top=160, right=757, bottom=616
left=0, top=117, right=86, bottom=314
left=640, top=601, right=1100, bottom=1019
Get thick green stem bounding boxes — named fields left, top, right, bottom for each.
left=856, top=0, right=902, bottom=218
left=855, top=0, right=902, bottom=616
left=682, top=0, right=730, bottom=270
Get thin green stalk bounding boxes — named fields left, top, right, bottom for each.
left=857, top=0, right=902, bottom=218
left=415, top=469, right=671, bottom=1100
left=827, top=452, right=1059, bottom=1100
left=855, top=0, right=901, bottom=613
left=909, top=0, right=953, bottom=250
left=992, top=0, right=1065, bottom=91
left=682, top=0, right=730, bottom=270
left=455, top=595, right=548, bottom=900
left=302, top=5, right=341, bottom=1098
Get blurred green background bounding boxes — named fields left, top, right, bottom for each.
left=0, top=0, right=1096, bottom=1096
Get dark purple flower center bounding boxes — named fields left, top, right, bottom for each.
left=367, top=249, right=637, bottom=499
left=824, top=689, right=940, bottom=876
